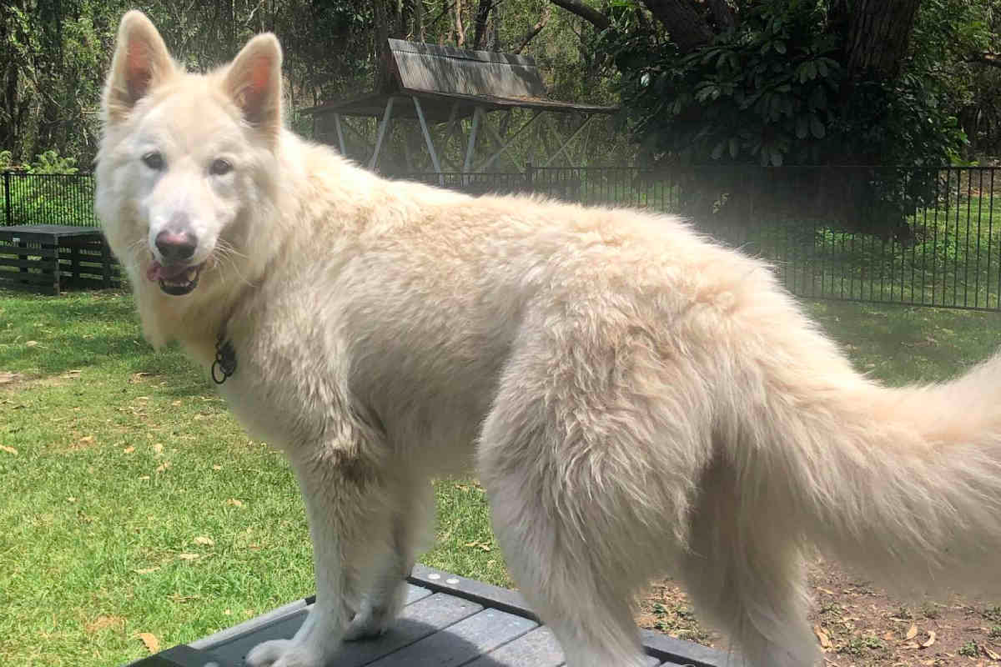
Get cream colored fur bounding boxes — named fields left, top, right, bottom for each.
left=96, top=12, right=1001, bottom=667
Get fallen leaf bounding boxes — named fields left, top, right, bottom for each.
left=906, top=623, right=918, bottom=640
left=139, top=475, right=150, bottom=481
left=193, top=536, right=214, bottom=546
left=883, top=630, right=895, bottom=641
left=178, top=553, right=200, bottom=561
left=25, top=340, right=37, bottom=347
left=0, top=445, right=17, bottom=455
left=813, top=625, right=832, bottom=650
left=921, top=630, right=936, bottom=648
left=817, top=587, right=835, bottom=595
left=138, top=632, right=160, bottom=653
left=155, top=461, right=171, bottom=473
left=135, top=567, right=159, bottom=574
left=152, top=443, right=163, bottom=455
left=123, top=446, right=135, bottom=454
left=212, top=465, right=222, bottom=471
left=226, top=498, right=243, bottom=507
left=78, top=435, right=95, bottom=446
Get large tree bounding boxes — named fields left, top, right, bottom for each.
left=545, top=0, right=944, bottom=165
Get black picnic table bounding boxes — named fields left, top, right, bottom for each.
left=126, top=565, right=729, bottom=667
left=0, top=224, right=117, bottom=294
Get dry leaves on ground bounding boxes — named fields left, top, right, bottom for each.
left=137, top=632, right=160, bottom=653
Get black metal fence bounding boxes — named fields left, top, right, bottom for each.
left=2, top=171, right=98, bottom=227
left=409, top=165, right=1001, bottom=311
left=4, top=167, right=1001, bottom=311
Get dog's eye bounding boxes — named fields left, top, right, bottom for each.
left=142, top=151, right=164, bottom=170
left=210, top=159, right=233, bottom=176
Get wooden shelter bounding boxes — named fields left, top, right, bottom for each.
left=301, top=40, right=617, bottom=175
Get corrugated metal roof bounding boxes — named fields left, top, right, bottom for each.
left=300, top=40, right=618, bottom=121
left=389, top=39, right=548, bottom=99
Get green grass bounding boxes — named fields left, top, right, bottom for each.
left=1, top=289, right=1000, bottom=666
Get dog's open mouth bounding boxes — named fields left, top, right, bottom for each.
left=146, top=260, right=203, bottom=296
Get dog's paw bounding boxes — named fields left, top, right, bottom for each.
left=343, top=606, right=391, bottom=641
left=244, top=639, right=322, bottom=667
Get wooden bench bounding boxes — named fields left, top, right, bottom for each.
left=0, top=224, right=118, bottom=295
left=125, top=565, right=729, bottom=667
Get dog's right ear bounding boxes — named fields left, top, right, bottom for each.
left=103, top=11, right=176, bottom=124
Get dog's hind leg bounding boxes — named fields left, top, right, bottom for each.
left=477, top=337, right=710, bottom=667
left=481, top=460, right=653, bottom=667
left=678, top=459, right=819, bottom=667
left=344, top=474, right=435, bottom=640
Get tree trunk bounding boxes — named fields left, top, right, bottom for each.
left=843, top=0, right=922, bottom=80
left=640, top=0, right=714, bottom=53
left=513, top=6, right=552, bottom=54
left=373, top=0, right=397, bottom=92
left=455, top=0, right=466, bottom=47
left=471, top=0, right=492, bottom=50
left=546, top=0, right=609, bottom=31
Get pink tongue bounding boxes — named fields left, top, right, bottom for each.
left=146, top=261, right=189, bottom=282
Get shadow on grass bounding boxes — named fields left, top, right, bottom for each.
left=0, top=289, right=214, bottom=397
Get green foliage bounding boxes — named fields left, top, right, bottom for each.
left=601, top=0, right=975, bottom=168
left=605, top=1, right=843, bottom=166
left=1, top=149, right=94, bottom=226
left=28, top=150, right=78, bottom=175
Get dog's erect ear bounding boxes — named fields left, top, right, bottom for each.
left=224, top=34, right=283, bottom=141
left=103, top=11, right=176, bottom=124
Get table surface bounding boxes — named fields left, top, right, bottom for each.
left=129, top=566, right=729, bottom=667
left=0, top=224, right=103, bottom=238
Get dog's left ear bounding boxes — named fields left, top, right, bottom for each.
left=224, top=34, right=283, bottom=142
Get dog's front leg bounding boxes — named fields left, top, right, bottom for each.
left=246, top=443, right=389, bottom=667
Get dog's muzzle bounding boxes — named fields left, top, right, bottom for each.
left=147, top=259, right=204, bottom=295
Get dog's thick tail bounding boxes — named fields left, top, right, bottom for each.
left=727, top=319, right=1001, bottom=597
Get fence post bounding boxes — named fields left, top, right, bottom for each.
left=524, top=162, right=535, bottom=194
left=3, top=171, right=11, bottom=226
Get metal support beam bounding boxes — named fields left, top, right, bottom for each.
left=438, top=103, right=463, bottom=171
left=474, top=110, right=543, bottom=173
left=463, top=107, right=483, bottom=176
left=333, top=113, right=347, bottom=156
left=542, top=115, right=594, bottom=168
left=338, top=117, right=375, bottom=153
left=413, top=96, right=442, bottom=182
left=369, top=96, right=396, bottom=171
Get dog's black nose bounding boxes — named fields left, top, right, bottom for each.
left=155, top=230, right=197, bottom=263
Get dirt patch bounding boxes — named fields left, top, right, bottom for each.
left=85, top=615, right=125, bottom=633
left=638, top=559, right=1001, bottom=665
left=0, top=369, right=82, bottom=392
left=0, top=370, right=26, bottom=386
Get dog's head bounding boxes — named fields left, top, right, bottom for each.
left=96, top=11, right=282, bottom=300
